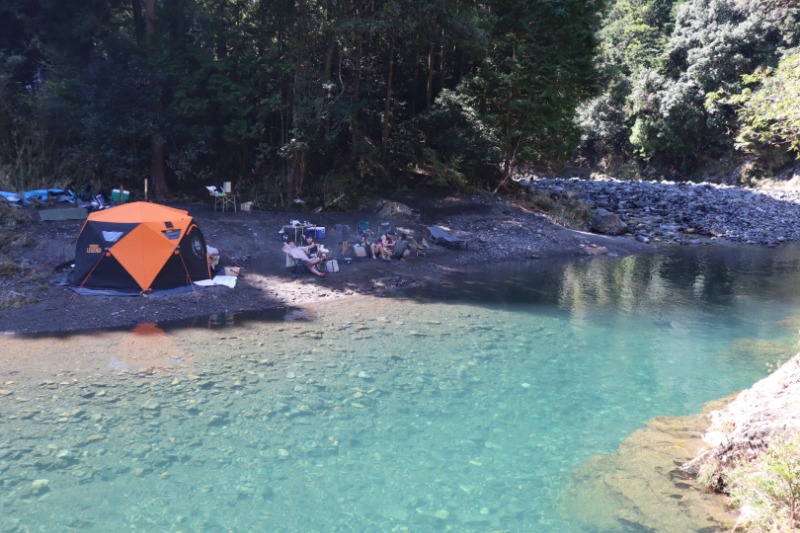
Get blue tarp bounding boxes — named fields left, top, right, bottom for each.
left=0, top=191, right=22, bottom=206
left=22, top=188, right=77, bottom=206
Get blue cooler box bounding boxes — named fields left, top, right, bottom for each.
left=306, top=226, right=326, bottom=239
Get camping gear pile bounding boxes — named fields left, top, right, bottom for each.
left=1, top=184, right=111, bottom=212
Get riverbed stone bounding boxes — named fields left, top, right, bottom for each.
left=524, top=177, right=800, bottom=246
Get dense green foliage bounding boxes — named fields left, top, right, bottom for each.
left=0, top=0, right=603, bottom=205
left=3, top=0, right=799, bottom=203
left=580, top=0, right=800, bottom=179
left=721, top=50, right=800, bottom=157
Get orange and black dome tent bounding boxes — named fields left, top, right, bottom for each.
left=68, top=202, right=212, bottom=294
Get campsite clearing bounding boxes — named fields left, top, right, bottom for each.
left=0, top=191, right=649, bottom=335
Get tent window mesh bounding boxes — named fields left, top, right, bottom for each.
left=162, top=229, right=182, bottom=240
left=101, top=231, right=124, bottom=243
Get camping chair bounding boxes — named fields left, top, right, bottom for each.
left=207, top=182, right=237, bottom=212
left=285, top=251, right=305, bottom=276
left=428, top=225, right=468, bottom=249
left=283, top=243, right=322, bottom=278
left=409, top=236, right=430, bottom=257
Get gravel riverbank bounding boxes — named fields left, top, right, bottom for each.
left=522, top=176, right=800, bottom=247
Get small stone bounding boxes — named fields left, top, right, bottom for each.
left=31, top=479, right=50, bottom=489
left=237, top=484, right=255, bottom=495
left=84, top=434, right=105, bottom=444
left=0, top=390, right=12, bottom=396
left=434, top=509, right=449, bottom=520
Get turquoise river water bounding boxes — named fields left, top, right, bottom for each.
left=2, top=244, right=800, bottom=532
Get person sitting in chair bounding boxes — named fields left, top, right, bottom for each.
left=284, top=241, right=326, bottom=277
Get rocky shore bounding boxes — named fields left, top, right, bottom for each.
left=679, top=354, right=800, bottom=518
left=521, top=175, right=800, bottom=247
left=686, top=353, right=800, bottom=467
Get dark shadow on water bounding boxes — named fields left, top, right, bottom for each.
left=154, top=307, right=314, bottom=333
left=21, top=242, right=800, bottom=337
left=402, top=242, right=800, bottom=312
left=14, top=306, right=312, bottom=338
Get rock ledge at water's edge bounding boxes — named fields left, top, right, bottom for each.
left=680, top=354, right=800, bottom=517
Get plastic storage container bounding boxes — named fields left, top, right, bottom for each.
left=305, top=226, right=326, bottom=239
left=111, top=189, right=130, bottom=202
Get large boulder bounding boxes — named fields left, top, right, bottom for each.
left=378, top=201, right=415, bottom=219
left=590, top=208, right=628, bottom=235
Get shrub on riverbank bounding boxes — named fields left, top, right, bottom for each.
left=727, top=431, right=800, bottom=531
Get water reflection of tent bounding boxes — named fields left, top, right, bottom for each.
left=68, top=202, right=211, bottom=295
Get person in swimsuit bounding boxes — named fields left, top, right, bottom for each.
left=371, top=231, right=395, bottom=261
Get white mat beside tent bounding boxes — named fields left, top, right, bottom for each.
left=194, top=275, right=237, bottom=288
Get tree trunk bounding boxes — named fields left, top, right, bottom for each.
left=145, top=0, right=168, bottom=200
left=426, top=40, right=434, bottom=109
left=131, top=0, right=144, bottom=42
left=382, top=34, right=395, bottom=151
left=350, top=37, right=363, bottom=161
left=287, top=56, right=307, bottom=200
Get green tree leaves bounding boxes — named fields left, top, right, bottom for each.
left=1, top=0, right=604, bottom=200
left=474, top=0, right=602, bottom=174
left=583, top=0, right=800, bottom=176
left=725, top=50, right=800, bottom=156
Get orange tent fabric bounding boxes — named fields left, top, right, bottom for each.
left=69, top=202, right=211, bottom=294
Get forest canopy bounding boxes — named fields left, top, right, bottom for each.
left=0, top=0, right=798, bottom=206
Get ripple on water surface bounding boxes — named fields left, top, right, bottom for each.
left=2, top=246, right=800, bottom=532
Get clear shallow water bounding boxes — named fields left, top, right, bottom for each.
left=2, top=245, right=800, bottom=532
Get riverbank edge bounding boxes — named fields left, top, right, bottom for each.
left=678, top=352, right=800, bottom=524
